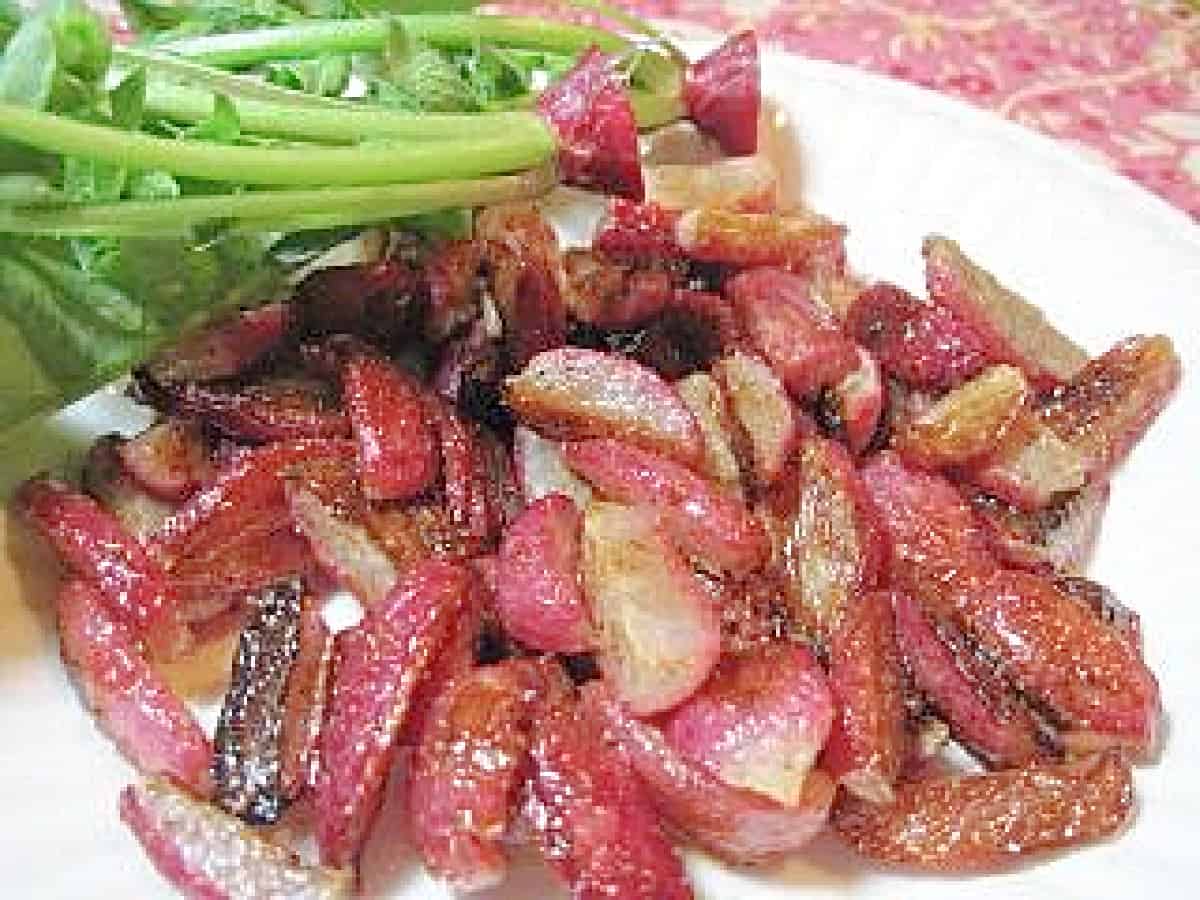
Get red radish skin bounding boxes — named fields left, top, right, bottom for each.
left=537, top=47, right=644, bottom=200
left=314, top=561, right=472, bottom=868
left=526, top=675, right=693, bottom=900
left=728, top=268, right=858, bottom=399
left=663, top=643, right=834, bottom=807
left=684, top=31, right=761, bottom=156
left=58, top=581, right=211, bottom=795
left=144, top=302, right=289, bottom=384
left=588, top=685, right=835, bottom=866
left=563, top=439, right=769, bottom=575
left=820, top=591, right=907, bottom=803
left=496, top=493, right=592, bottom=653
left=19, top=477, right=189, bottom=659
left=409, top=660, right=541, bottom=892
left=342, top=355, right=439, bottom=502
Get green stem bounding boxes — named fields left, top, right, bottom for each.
left=155, top=15, right=630, bottom=68
left=141, top=77, right=544, bottom=144
left=630, top=90, right=686, bottom=130
left=0, top=101, right=554, bottom=186
left=0, top=163, right=557, bottom=237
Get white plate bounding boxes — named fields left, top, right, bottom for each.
left=2, top=50, right=1200, bottom=898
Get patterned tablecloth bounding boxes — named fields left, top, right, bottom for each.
left=622, top=0, right=1200, bottom=220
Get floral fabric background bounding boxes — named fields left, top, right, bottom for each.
left=618, top=0, right=1200, bottom=220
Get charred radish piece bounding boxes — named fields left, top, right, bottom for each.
left=342, top=354, right=439, bottom=502
left=923, top=236, right=1088, bottom=390
left=82, top=435, right=176, bottom=543
left=728, top=267, right=857, bottom=399
left=121, top=779, right=350, bottom=899
left=833, top=750, right=1133, bottom=871
left=954, top=570, right=1160, bottom=759
left=662, top=643, right=833, bottom=807
left=562, top=250, right=672, bottom=329
left=820, top=591, right=907, bottom=803
left=314, top=560, right=471, bottom=868
left=142, top=302, right=290, bottom=385
left=969, top=484, right=1109, bottom=575
left=526, top=675, right=693, bottom=899
left=150, top=438, right=355, bottom=567
left=137, top=376, right=350, bottom=444
left=410, top=660, right=541, bottom=892
left=496, top=494, right=592, bottom=653
left=296, top=258, right=417, bottom=339
left=20, top=477, right=189, bottom=659
left=280, top=596, right=334, bottom=800
left=537, top=47, right=644, bottom=200
left=425, top=396, right=504, bottom=548
left=1041, top=335, right=1181, bottom=484
left=892, top=591, right=1046, bottom=769
left=588, top=684, right=835, bottom=865
left=861, top=453, right=996, bottom=614
left=505, top=348, right=703, bottom=467
left=713, top=350, right=805, bottom=489
left=684, top=30, right=761, bottom=156
left=117, top=419, right=214, bottom=502
left=581, top=502, right=720, bottom=715
left=212, top=579, right=307, bottom=825
left=563, top=439, right=769, bottom=576
left=763, top=438, right=884, bottom=640
left=894, top=365, right=1029, bottom=470
left=58, top=581, right=211, bottom=795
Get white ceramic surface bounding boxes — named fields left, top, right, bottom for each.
left=2, top=50, right=1199, bottom=898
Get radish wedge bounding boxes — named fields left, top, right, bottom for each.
left=496, top=493, right=592, bottom=653
left=564, top=439, right=768, bottom=575
left=662, top=643, right=833, bottom=807
left=581, top=502, right=720, bottom=715
left=506, top=347, right=703, bottom=466
left=121, top=778, right=350, bottom=899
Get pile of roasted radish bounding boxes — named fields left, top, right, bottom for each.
left=14, top=37, right=1181, bottom=900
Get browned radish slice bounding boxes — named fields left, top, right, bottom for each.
left=679, top=208, right=847, bottom=275
left=286, top=484, right=397, bottom=607
left=662, top=643, right=833, bottom=806
left=117, top=419, right=214, bottom=502
left=581, top=502, right=720, bottom=715
left=142, top=302, right=290, bottom=384
left=968, top=483, right=1109, bottom=575
left=563, top=439, right=769, bottom=576
left=527, top=673, right=693, bottom=899
left=676, top=371, right=743, bottom=493
left=713, top=350, right=804, bottom=489
left=833, top=749, right=1133, bottom=871
left=895, top=365, right=1029, bottom=470
left=924, top=236, right=1089, bottom=390
left=496, top=494, right=592, bottom=653
left=586, top=684, right=835, bottom=865
left=505, top=348, right=703, bottom=467
left=410, top=660, right=541, bottom=892
left=121, top=779, right=350, bottom=899
left=728, top=267, right=858, bottom=398
left=762, top=438, right=885, bottom=640
left=820, top=591, right=907, bottom=803
left=644, top=155, right=778, bottom=212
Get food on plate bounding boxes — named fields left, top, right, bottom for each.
left=2, top=3, right=1182, bottom=898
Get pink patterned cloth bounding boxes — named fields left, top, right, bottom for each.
left=618, top=0, right=1200, bottom=219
